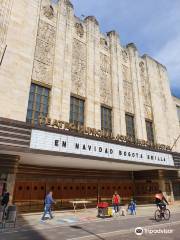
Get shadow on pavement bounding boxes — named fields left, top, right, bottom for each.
left=71, top=225, right=105, bottom=240
left=0, top=212, right=48, bottom=240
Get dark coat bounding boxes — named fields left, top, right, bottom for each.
left=1, top=192, right=10, bottom=206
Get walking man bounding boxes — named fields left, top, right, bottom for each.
left=41, top=191, right=55, bottom=221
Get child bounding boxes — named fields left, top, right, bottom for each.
left=128, top=199, right=136, bottom=215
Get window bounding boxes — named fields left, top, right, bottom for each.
left=101, top=106, right=112, bottom=132
left=125, top=114, right=135, bottom=139
left=70, top=96, right=84, bottom=126
left=26, top=83, right=50, bottom=125
left=146, top=120, right=154, bottom=143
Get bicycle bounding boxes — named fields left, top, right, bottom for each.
left=154, top=205, right=170, bottom=222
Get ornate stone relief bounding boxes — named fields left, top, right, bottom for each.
left=38, top=20, right=56, bottom=44
left=121, top=49, right=128, bottom=63
left=144, top=105, right=152, bottom=120
left=71, top=39, right=86, bottom=96
left=43, top=5, right=54, bottom=20
left=0, top=0, right=13, bottom=51
left=122, top=65, right=134, bottom=113
left=74, top=23, right=84, bottom=38
left=100, top=38, right=108, bottom=50
left=32, top=2, right=57, bottom=85
left=32, top=60, right=53, bottom=85
left=100, top=53, right=112, bottom=106
left=34, top=39, right=54, bottom=65
left=139, top=61, right=152, bottom=119
left=123, top=80, right=134, bottom=113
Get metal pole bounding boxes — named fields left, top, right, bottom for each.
left=171, top=133, right=180, bottom=151
left=0, top=45, right=7, bottom=66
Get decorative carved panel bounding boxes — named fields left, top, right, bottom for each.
left=100, top=38, right=109, bottom=50
left=100, top=53, right=112, bottom=106
left=32, top=60, right=53, bottom=85
left=0, top=0, right=13, bottom=57
left=139, top=61, right=152, bottom=119
left=121, top=49, right=128, bottom=63
left=123, top=80, right=134, bottom=113
left=34, top=39, right=54, bottom=65
left=71, top=39, right=86, bottom=96
left=74, top=23, right=84, bottom=38
left=32, top=2, right=57, bottom=85
left=38, top=20, right=56, bottom=44
left=122, top=65, right=134, bottom=113
left=144, top=105, right=152, bottom=120
left=43, top=4, right=54, bottom=20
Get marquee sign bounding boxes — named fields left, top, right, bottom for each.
left=30, top=130, right=174, bottom=167
left=37, top=116, right=172, bottom=152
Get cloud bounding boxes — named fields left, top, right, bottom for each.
left=71, top=0, right=180, bottom=97
left=155, top=34, right=180, bottom=97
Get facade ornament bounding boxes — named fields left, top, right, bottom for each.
left=43, top=5, right=54, bottom=19
left=100, top=53, right=112, bottom=105
left=100, top=38, right=108, bottom=49
left=121, top=49, right=128, bottom=63
left=139, top=61, right=145, bottom=72
left=75, top=23, right=84, bottom=38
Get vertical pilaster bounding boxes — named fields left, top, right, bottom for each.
left=51, top=0, right=74, bottom=122
left=107, top=31, right=121, bottom=136
left=84, top=16, right=100, bottom=128
left=144, top=56, right=169, bottom=145
left=127, top=44, right=147, bottom=139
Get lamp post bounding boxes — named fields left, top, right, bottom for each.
left=171, top=133, right=180, bottom=151
left=0, top=45, right=7, bottom=66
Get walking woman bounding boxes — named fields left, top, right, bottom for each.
left=112, top=191, right=120, bottom=213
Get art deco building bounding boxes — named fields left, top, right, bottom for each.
left=0, top=0, right=180, bottom=211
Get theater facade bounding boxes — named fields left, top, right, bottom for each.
left=0, top=0, right=180, bottom=211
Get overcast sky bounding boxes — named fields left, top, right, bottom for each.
left=55, top=0, right=180, bottom=97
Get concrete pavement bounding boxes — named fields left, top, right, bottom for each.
left=0, top=203, right=180, bottom=240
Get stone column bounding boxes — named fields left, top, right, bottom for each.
left=84, top=16, right=100, bottom=128
left=0, top=154, right=20, bottom=204
left=127, top=44, right=147, bottom=140
left=107, top=31, right=121, bottom=136
left=51, top=0, right=74, bottom=122
left=143, top=55, right=171, bottom=145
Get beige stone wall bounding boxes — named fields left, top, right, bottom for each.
left=0, top=0, right=179, bottom=152
left=0, top=0, right=40, bottom=121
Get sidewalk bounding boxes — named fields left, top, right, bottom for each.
left=11, top=202, right=180, bottom=231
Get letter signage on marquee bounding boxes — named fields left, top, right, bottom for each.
left=30, top=130, right=174, bottom=166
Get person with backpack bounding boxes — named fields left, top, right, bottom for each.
left=112, top=191, right=120, bottom=213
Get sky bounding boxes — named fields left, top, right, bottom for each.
left=54, top=0, right=180, bottom=98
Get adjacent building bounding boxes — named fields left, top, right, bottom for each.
left=0, top=0, right=180, bottom=211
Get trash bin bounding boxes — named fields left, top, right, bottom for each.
left=97, top=202, right=109, bottom=217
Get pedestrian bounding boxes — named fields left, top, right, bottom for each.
left=1, top=190, right=10, bottom=208
left=1, top=190, right=10, bottom=217
left=112, top=191, right=120, bottom=213
left=128, top=199, right=136, bottom=215
left=41, top=191, right=55, bottom=221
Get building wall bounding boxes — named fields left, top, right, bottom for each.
left=0, top=0, right=180, bottom=152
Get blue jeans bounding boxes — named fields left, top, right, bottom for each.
left=113, top=204, right=119, bottom=213
left=41, top=204, right=53, bottom=220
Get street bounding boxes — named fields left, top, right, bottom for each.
left=0, top=212, right=180, bottom=240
